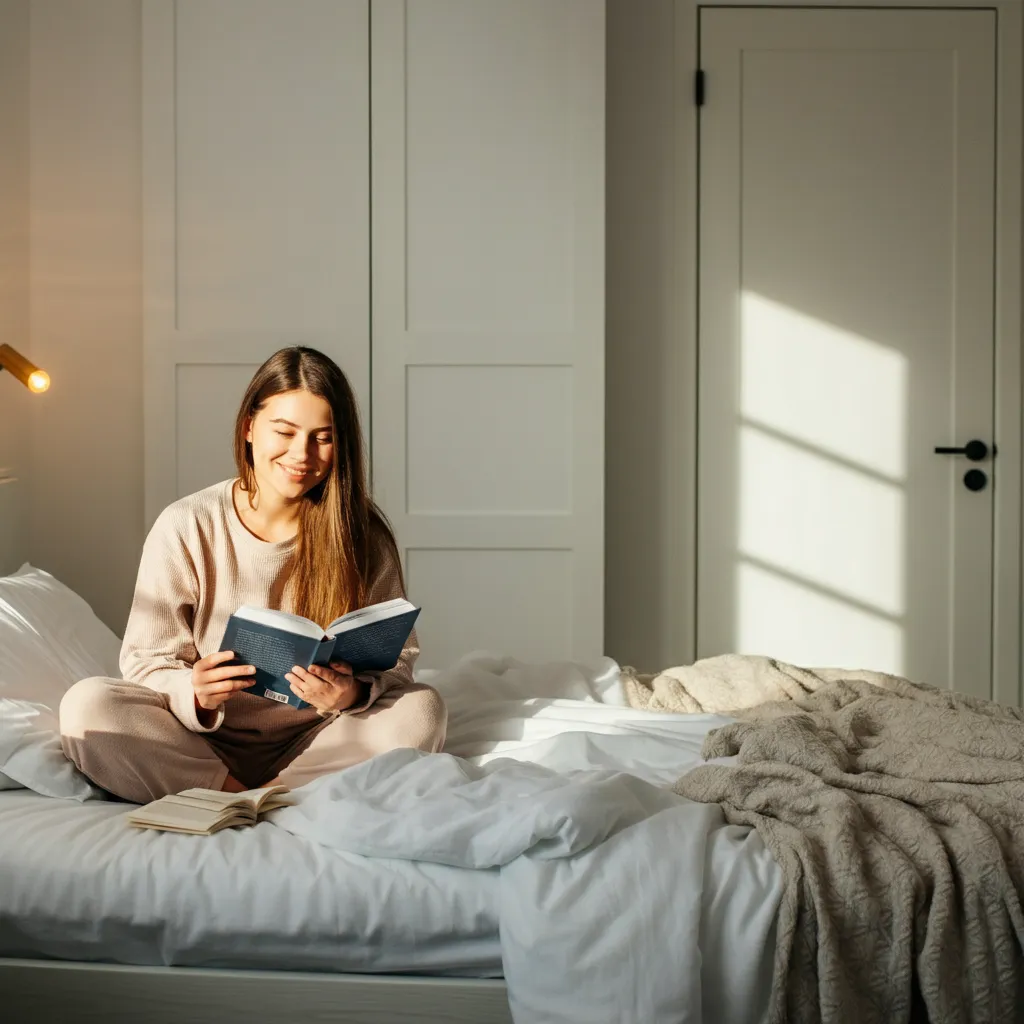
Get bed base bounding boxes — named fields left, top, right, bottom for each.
left=2, top=957, right=514, bottom=1024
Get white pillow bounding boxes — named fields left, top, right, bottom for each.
left=0, top=563, right=121, bottom=799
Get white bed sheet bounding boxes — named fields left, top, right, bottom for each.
left=0, top=654, right=781, bottom=1016
left=0, top=787, right=501, bottom=976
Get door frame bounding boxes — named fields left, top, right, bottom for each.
left=673, top=0, right=1024, bottom=704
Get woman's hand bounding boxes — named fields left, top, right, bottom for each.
left=286, top=661, right=361, bottom=714
left=192, top=650, right=256, bottom=711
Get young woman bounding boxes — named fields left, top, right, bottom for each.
left=60, top=347, right=446, bottom=803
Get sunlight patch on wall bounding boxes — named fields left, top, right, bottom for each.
left=733, top=291, right=908, bottom=673
left=736, top=560, right=904, bottom=675
left=740, top=292, right=908, bottom=480
left=739, top=426, right=905, bottom=615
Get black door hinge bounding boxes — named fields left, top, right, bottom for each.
left=695, top=69, right=705, bottom=106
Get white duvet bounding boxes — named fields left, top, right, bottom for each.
left=271, top=654, right=781, bottom=1024
left=2, top=652, right=781, bottom=1023
left=273, top=747, right=779, bottom=1024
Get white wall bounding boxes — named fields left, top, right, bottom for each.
left=21, top=0, right=1007, bottom=677
left=17, top=0, right=1009, bottom=679
left=0, top=0, right=30, bottom=576
left=12, top=0, right=694, bottom=670
left=605, top=0, right=691, bottom=671
left=18, top=0, right=617, bottom=658
left=14, top=0, right=645, bottom=662
left=28, top=0, right=143, bottom=631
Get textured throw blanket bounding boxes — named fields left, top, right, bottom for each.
left=623, top=655, right=1024, bottom=1024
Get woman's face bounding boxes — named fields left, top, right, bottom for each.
left=246, top=389, right=335, bottom=503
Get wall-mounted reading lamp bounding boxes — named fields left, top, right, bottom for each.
left=0, top=344, right=50, bottom=394
left=0, top=345, right=48, bottom=484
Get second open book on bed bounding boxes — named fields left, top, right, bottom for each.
left=126, top=786, right=291, bottom=835
left=219, top=597, right=421, bottom=710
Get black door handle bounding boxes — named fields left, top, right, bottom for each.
left=934, top=439, right=989, bottom=462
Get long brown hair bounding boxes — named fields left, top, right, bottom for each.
left=233, top=347, right=400, bottom=624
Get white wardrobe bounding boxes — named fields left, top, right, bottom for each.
left=141, top=0, right=605, bottom=670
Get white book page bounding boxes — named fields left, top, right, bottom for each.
left=130, top=822, right=210, bottom=835
left=233, top=605, right=324, bottom=640
left=175, top=786, right=288, bottom=813
left=327, top=598, right=415, bottom=635
left=127, top=810, right=250, bottom=834
left=127, top=798, right=242, bottom=828
left=240, top=786, right=291, bottom=812
left=174, top=789, right=249, bottom=811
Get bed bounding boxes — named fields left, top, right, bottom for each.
left=0, top=565, right=782, bottom=1024
left=11, top=565, right=1020, bottom=1023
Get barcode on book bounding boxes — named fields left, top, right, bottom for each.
left=264, top=688, right=289, bottom=704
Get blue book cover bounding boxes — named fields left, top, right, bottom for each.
left=219, top=599, right=420, bottom=710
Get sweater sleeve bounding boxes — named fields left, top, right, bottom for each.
left=338, top=541, right=420, bottom=716
left=119, top=510, right=224, bottom=733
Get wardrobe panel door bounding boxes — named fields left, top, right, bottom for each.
left=371, top=0, right=605, bottom=667
left=143, top=0, right=370, bottom=525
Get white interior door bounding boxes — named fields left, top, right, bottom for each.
left=371, top=0, right=605, bottom=670
left=142, top=0, right=370, bottom=526
left=696, top=8, right=996, bottom=696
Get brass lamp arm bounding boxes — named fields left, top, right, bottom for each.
left=0, top=345, right=50, bottom=393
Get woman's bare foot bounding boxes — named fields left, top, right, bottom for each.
left=221, top=773, right=247, bottom=793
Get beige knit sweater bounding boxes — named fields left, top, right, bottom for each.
left=120, top=478, right=418, bottom=735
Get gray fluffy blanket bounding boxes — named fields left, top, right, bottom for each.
left=622, top=655, right=1024, bottom=1024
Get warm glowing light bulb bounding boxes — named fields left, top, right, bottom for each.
left=28, top=370, right=50, bottom=393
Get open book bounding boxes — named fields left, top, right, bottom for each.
left=126, top=786, right=291, bottom=836
left=220, top=597, right=421, bottom=709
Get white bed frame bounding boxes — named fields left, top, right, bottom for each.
left=2, top=958, right=513, bottom=1024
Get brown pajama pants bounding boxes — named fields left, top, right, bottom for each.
left=59, top=677, right=447, bottom=804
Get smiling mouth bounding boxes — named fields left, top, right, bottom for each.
left=278, top=464, right=312, bottom=480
